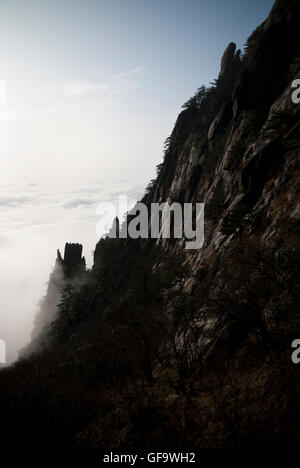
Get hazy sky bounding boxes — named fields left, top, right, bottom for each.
left=0, top=0, right=274, bottom=182
left=0, top=0, right=275, bottom=363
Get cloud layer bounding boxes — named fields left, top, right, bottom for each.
left=0, top=178, right=143, bottom=363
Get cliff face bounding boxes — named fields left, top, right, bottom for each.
left=1, top=0, right=300, bottom=448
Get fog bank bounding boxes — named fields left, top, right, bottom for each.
left=0, top=178, right=143, bottom=363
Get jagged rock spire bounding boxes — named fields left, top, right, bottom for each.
left=219, top=42, right=237, bottom=78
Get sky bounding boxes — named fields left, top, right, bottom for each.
left=0, top=0, right=275, bottom=363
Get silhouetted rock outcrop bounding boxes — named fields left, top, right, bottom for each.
left=20, top=243, right=86, bottom=357
left=57, top=242, right=86, bottom=276
left=2, top=0, right=300, bottom=448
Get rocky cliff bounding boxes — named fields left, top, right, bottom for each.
left=20, top=242, right=86, bottom=357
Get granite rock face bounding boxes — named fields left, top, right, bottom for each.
left=143, top=0, right=300, bottom=273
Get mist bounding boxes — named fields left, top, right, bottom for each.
left=0, top=178, right=143, bottom=363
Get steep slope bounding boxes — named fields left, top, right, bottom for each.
left=0, top=0, right=299, bottom=448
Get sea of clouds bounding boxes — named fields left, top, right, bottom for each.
left=0, top=178, right=143, bottom=363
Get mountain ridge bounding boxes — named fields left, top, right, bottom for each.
left=1, top=0, right=300, bottom=448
